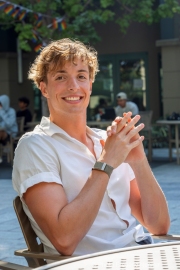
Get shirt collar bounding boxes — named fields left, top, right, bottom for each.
left=37, top=116, right=104, bottom=141
left=38, top=117, right=66, bottom=137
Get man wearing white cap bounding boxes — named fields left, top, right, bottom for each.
left=115, top=92, right=139, bottom=117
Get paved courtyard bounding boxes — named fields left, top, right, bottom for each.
left=0, top=148, right=180, bottom=267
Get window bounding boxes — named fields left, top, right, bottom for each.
left=119, top=58, right=146, bottom=111
left=87, top=52, right=148, bottom=121
left=88, top=60, right=115, bottom=120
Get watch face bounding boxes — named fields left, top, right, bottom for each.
left=93, top=162, right=113, bottom=178
left=99, top=163, right=106, bottom=170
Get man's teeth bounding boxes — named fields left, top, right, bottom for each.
left=65, top=97, right=80, bottom=100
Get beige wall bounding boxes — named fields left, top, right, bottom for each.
left=156, top=39, right=180, bottom=118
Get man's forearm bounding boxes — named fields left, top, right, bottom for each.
left=130, top=158, right=170, bottom=235
left=25, top=169, right=111, bottom=256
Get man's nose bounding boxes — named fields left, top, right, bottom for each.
left=67, top=77, right=79, bottom=91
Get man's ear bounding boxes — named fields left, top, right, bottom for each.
left=40, top=81, right=49, bottom=98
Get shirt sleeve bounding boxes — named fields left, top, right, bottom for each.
left=12, top=133, right=62, bottom=198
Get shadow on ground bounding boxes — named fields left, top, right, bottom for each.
left=0, top=160, right=12, bottom=179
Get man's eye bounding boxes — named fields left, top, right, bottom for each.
left=56, top=76, right=63, bottom=80
left=79, top=75, right=86, bottom=79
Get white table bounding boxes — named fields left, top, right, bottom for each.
left=156, top=120, right=180, bottom=164
left=35, top=241, right=180, bottom=270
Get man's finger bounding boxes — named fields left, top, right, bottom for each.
left=107, top=117, right=123, bottom=136
left=116, top=112, right=132, bottom=133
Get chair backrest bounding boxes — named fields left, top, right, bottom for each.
left=16, top=117, right=25, bottom=135
left=13, top=196, right=45, bottom=266
left=138, top=111, right=153, bottom=131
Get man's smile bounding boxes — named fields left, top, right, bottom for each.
left=63, top=96, right=82, bottom=101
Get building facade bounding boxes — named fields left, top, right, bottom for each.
left=0, top=14, right=179, bottom=121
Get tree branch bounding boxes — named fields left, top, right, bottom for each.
left=83, top=0, right=92, bottom=10
left=116, top=0, right=133, bottom=14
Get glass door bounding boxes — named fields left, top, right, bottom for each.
left=88, top=52, right=149, bottom=120
left=88, top=60, right=115, bottom=120
left=119, top=58, right=147, bottom=111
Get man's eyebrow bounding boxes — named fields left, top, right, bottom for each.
left=78, top=69, right=89, bottom=73
left=55, top=70, right=67, bottom=73
left=55, top=69, right=88, bottom=73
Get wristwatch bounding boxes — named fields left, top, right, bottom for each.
left=92, top=161, right=114, bottom=178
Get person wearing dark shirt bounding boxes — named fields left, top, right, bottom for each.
left=16, top=97, right=32, bottom=130
left=94, top=98, right=116, bottom=121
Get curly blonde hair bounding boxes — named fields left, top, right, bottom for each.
left=28, top=38, right=99, bottom=87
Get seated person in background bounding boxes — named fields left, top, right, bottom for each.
left=95, top=98, right=116, bottom=121
left=0, top=95, right=18, bottom=163
left=115, top=92, right=139, bottom=117
left=12, top=38, right=170, bottom=258
left=95, top=98, right=108, bottom=113
left=16, top=97, right=32, bottom=130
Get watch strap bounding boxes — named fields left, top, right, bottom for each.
left=92, top=161, right=114, bottom=178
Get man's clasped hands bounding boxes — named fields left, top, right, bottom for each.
left=99, top=112, right=145, bottom=168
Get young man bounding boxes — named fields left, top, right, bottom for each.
left=12, top=39, right=170, bottom=258
left=16, top=97, right=32, bottom=130
left=115, top=92, right=139, bottom=117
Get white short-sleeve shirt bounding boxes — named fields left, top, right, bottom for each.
left=12, top=117, right=150, bottom=256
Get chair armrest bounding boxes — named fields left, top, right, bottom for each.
left=15, top=248, right=73, bottom=261
left=152, top=234, right=180, bottom=241
left=0, top=260, right=32, bottom=270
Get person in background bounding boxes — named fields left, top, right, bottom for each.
left=94, top=98, right=108, bottom=121
left=95, top=98, right=108, bottom=113
left=115, top=92, right=139, bottom=117
left=94, top=98, right=116, bottom=121
left=0, top=95, right=18, bottom=163
left=16, top=97, right=32, bottom=130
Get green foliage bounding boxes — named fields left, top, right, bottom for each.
left=100, top=0, right=114, bottom=8
left=143, top=124, right=170, bottom=148
left=116, top=0, right=180, bottom=33
left=151, top=124, right=170, bottom=148
left=0, top=0, right=180, bottom=52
